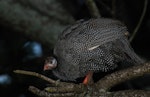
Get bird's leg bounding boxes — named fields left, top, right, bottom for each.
left=83, top=71, right=94, bottom=85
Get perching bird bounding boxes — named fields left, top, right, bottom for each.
left=44, top=18, right=144, bottom=84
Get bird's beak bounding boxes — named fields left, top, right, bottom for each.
left=43, top=63, right=57, bottom=71
left=43, top=64, right=48, bottom=71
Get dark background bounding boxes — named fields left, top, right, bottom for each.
left=0, top=0, right=150, bottom=97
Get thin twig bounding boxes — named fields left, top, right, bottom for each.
left=13, top=70, right=82, bottom=88
left=14, top=70, right=56, bottom=84
left=129, top=0, right=148, bottom=42
left=96, top=62, right=150, bottom=91
left=111, top=0, right=116, bottom=18
left=85, top=0, right=101, bottom=18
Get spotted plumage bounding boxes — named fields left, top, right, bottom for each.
left=49, top=18, right=144, bottom=81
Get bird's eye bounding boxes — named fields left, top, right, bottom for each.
left=45, top=57, right=57, bottom=64
left=51, top=57, right=57, bottom=65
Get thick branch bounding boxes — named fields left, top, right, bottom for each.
left=29, top=86, right=150, bottom=97
left=96, top=62, right=150, bottom=91
left=14, top=62, right=150, bottom=97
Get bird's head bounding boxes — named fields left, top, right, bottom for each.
left=43, top=57, right=57, bottom=71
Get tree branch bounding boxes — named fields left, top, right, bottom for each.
left=29, top=86, right=150, bottom=97
left=29, top=86, right=75, bottom=97
left=96, top=62, right=150, bottom=91
left=129, top=0, right=148, bottom=42
left=14, top=70, right=56, bottom=84
left=13, top=70, right=85, bottom=93
left=85, top=0, right=101, bottom=18
left=14, top=62, right=150, bottom=97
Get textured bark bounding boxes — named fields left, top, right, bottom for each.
left=96, top=62, right=150, bottom=91
left=14, top=62, right=150, bottom=97
left=0, top=0, right=74, bottom=47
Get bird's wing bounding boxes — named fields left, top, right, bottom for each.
left=79, top=45, right=117, bottom=75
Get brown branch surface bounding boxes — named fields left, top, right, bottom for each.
left=14, top=70, right=85, bottom=93
left=14, top=70, right=56, bottom=84
left=29, top=86, right=75, bottom=97
left=96, top=62, right=150, bottom=91
left=29, top=86, right=150, bottom=97
left=111, top=90, right=150, bottom=97
left=14, top=62, right=150, bottom=97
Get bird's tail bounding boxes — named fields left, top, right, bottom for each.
left=121, top=38, right=145, bottom=65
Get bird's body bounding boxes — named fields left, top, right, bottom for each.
left=47, top=18, right=144, bottom=81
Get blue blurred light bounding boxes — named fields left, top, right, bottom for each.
left=0, top=74, right=11, bottom=85
left=23, top=41, right=43, bottom=60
